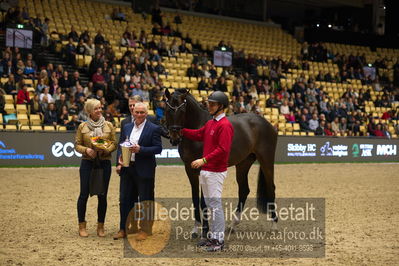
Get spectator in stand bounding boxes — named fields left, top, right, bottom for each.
left=331, top=117, right=340, bottom=135
left=40, top=86, right=54, bottom=104
left=266, top=93, right=279, bottom=108
left=339, top=117, right=347, bottom=134
left=382, top=124, right=391, bottom=139
left=84, top=39, right=95, bottom=56
left=55, top=94, right=68, bottom=115
left=23, top=60, right=36, bottom=79
left=308, top=113, right=319, bottom=132
left=367, top=117, right=376, bottom=136
left=3, top=73, right=17, bottom=95
left=65, top=38, right=77, bottom=65
left=92, top=67, right=106, bottom=91
left=58, top=70, right=71, bottom=91
left=94, top=30, right=106, bottom=46
left=58, top=105, right=70, bottom=125
left=373, top=124, right=384, bottom=137
left=44, top=103, right=58, bottom=126
left=29, top=94, right=43, bottom=116
left=76, top=39, right=86, bottom=55
left=68, top=26, right=79, bottom=42
left=16, top=84, right=30, bottom=104
left=315, top=120, right=327, bottom=136
left=299, top=114, right=311, bottom=132
left=280, top=99, right=290, bottom=119
left=324, top=122, right=334, bottom=136
left=66, top=115, right=80, bottom=130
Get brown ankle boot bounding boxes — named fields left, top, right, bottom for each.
left=97, top=223, right=105, bottom=237
left=79, top=222, right=89, bottom=237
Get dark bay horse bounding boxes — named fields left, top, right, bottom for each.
left=164, top=88, right=278, bottom=235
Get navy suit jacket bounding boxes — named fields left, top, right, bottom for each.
left=118, top=120, right=162, bottom=178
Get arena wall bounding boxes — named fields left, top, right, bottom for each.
left=0, top=132, right=398, bottom=166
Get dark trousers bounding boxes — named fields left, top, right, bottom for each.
left=77, top=159, right=111, bottom=223
left=119, top=165, right=155, bottom=231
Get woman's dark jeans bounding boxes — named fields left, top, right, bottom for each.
left=77, top=159, right=111, bottom=223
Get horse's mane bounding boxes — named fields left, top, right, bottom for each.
left=173, top=88, right=208, bottom=111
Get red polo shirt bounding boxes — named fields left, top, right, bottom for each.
left=181, top=114, right=234, bottom=172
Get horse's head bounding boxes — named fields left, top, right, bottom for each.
left=164, top=88, right=188, bottom=146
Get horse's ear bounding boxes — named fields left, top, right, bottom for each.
left=165, top=88, right=170, bottom=100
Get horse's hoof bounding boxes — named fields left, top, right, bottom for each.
left=191, top=232, right=199, bottom=238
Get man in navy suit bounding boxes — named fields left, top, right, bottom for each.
left=113, top=101, right=162, bottom=241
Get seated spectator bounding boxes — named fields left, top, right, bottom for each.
left=65, top=38, right=76, bottom=65
left=58, top=105, right=70, bottom=125
left=59, top=70, right=73, bottom=93
left=66, top=115, right=80, bottom=130
left=55, top=94, right=68, bottom=115
left=79, top=30, right=90, bottom=43
left=76, top=39, right=86, bottom=55
left=286, top=111, right=296, bottom=123
left=120, top=32, right=130, bottom=47
left=198, top=77, right=208, bottom=91
left=94, top=29, right=106, bottom=46
left=16, top=84, right=30, bottom=104
left=280, top=99, right=290, bottom=118
left=68, top=26, right=79, bottom=42
left=299, top=114, right=311, bottom=132
left=92, top=67, right=106, bottom=91
left=3, top=74, right=17, bottom=95
left=382, top=124, right=391, bottom=139
left=106, top=99, right=121, bottom=118
left=308, top=113, right=319, bottom=132
left=266, top=93, right=279, bottom=108
left=23, top=60, right=36, bottom=79
left=84, top=39, right=95, bottom=56
left=179, top=40, right=190, bottom=53
left=315, top=120, right=327, bottom=136
left=324, top=122, right=334, bottom=136
left=0, top=88, right=6, bottom=115
left=44, top=103, right=58, bottom=126
left=331, top=117, right=340, bottom=135
left=373, top=124, right=384, bottom=137
left=40, top=87, right=54, bottom=103
left=29, top=94, right=43, bottom=116
left=151, top=23, right=162, bottom=36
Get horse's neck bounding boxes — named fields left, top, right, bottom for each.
left=185, top=97, right=210, bottom=129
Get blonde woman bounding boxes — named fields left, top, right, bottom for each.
left=75, top=99, right=116, bottom=237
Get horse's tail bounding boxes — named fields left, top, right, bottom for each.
left=256, top=168, right=276, bottom=215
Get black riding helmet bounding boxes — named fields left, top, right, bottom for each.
left=207, top=91, right=229, bottom=108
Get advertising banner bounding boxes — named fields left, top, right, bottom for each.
left=0, top=132, right=398, bottom=166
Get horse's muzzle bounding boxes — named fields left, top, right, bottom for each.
left=168, top=126, right=183, bottom=146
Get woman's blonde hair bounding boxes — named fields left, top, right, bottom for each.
left=84, top=98, right=101, bottom=115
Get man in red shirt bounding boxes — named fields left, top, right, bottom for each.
left=181, top=91, right=234, bottom=252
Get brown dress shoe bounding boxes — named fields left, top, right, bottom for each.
left=135, top=230, right=151, bottom=241
left=79, top=222, right=89, bottom=237
left=113, top=230, right=126, bottom=240
left=97, top=223, right=105, bottom=237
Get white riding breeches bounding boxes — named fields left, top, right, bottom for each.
left=199, top=170, right=227, bottom=242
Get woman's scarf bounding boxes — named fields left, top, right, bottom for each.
left=86, top=116, right=105, bottom=137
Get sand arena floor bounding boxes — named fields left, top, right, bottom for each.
left=0, top=163, right=398, bottom=265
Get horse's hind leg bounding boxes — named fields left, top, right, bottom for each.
left=229, top=154, right=256, bottom=231
left=255, top=151, right=278, bottom=228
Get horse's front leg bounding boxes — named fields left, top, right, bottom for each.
left=184, top=163, right=208, bottom=238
